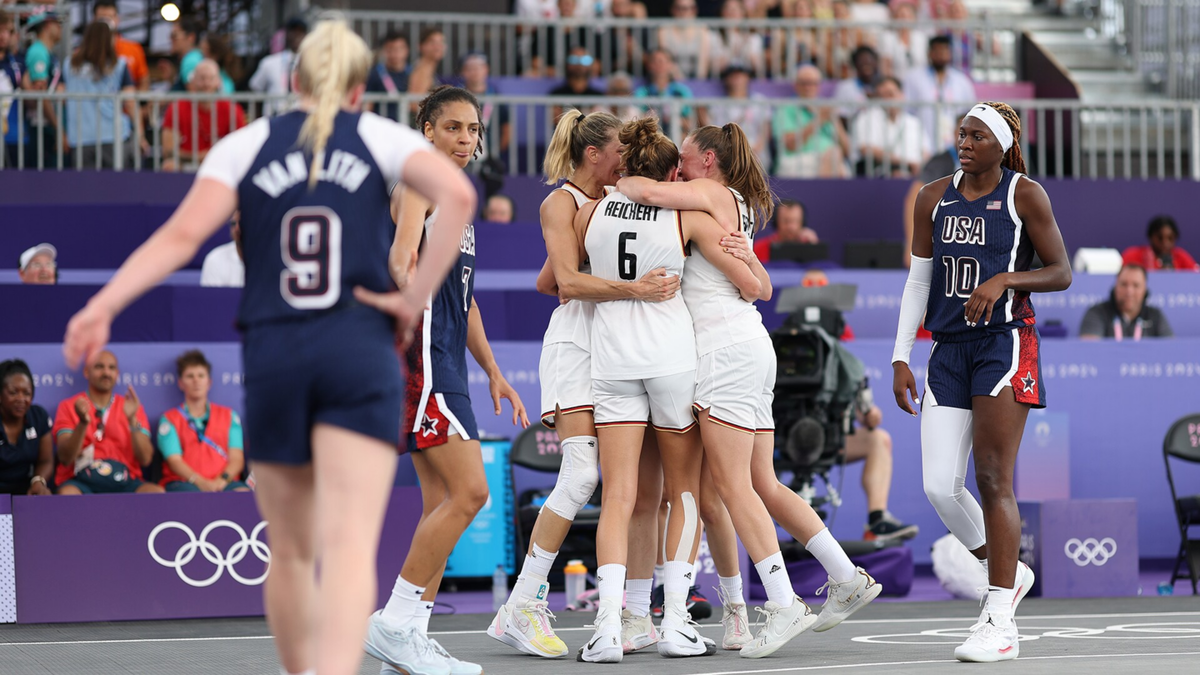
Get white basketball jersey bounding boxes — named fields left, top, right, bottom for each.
left=542, top=181, right=599, bottom=351
left=681, top=186, right=768, bottom=355
left=586, top=192, right=697, bottom=380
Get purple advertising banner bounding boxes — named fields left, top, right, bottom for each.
left=13, top=488, right=422, bottom=623
left=1021, top=499, right=1139, bottom=598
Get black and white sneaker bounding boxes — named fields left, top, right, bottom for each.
left=864, top=511, right=919, bottom=542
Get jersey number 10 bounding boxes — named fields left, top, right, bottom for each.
left=942, top=255, right=980, bottom=299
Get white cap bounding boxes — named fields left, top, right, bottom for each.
left=19, top=243, right=57, bottom=272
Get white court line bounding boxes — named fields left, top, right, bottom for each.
left=3, top=610, right=1199, bottom=647
left=687, top=651, right=1200, bottom=675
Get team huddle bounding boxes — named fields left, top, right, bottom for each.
left=62, top=17, right=1071, bottom=675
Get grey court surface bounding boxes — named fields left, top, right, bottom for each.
left=1, top=597, right=1199, bottom=674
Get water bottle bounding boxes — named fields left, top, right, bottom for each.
left=564, top=559, right=588, bottom=609
left=492, top=565, right=508, bottom=611
left=1158, top=581, right=1175, bottom=596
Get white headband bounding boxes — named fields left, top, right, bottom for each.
left=965, top=104, right=1013, bottom=152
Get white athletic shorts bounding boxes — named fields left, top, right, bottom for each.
left=539, top=342, right=594, bottom=428
left=593, top=369, right=697, bottom=432
left=693, top=336, right=776, bottom=434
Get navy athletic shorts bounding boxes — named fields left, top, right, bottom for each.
left=925, top=324, right=1046, bottom=410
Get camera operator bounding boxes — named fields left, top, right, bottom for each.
left=847, top=384, right=917, bottom=542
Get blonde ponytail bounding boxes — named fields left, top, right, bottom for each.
left=295, top=19, right=372, bottom=189
left=543, top=109, right=621, bottom=185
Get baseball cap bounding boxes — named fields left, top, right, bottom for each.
left=19, top=243, right=57, bottom=271
left=284, top=16, right=308, bottom=32
left=24, top=10, right=60, bottom=33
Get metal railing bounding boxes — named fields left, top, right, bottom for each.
left=1125, top=0, right=1200, bottom=98
left=341, top=11, right=1018, bottom=82
left=1, top=91, right=1196, bottom=180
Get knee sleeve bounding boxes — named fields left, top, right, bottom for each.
left=666, top=491, right=698, bottom=563
left=542, top=435, right=600, bottom=521
left=920, top=404, right=987, bottom=550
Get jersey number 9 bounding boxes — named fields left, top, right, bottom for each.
left=281, top=206, right=343, bottom=310
left=618, top=231, right=638, bottom=281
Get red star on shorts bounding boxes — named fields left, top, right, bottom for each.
left=1021, top=371, right=1037, bottom=393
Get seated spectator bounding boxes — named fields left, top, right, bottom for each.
left=248, top=17, right=306, bottom=116
left=148, top=54, right=178, bottom=94
left=551, top=47, right=603, bottom=120
left=658, top=0, right=714, bottom=79
left=170, top=16, right=204, bottom=89
left=0, top=360, right=52, bottom=495
left=53, top=350, right=162, bottom=495
left=903, top=35, right=976, bottom=156
left=754, top=199, right=819, bottom=262
left=851, top=76, right=926, bottom=176
left=161, top=59, right=246, bottom=171
left=200, top=212, right=244, bottom=287
left=407, top=27, right=444, bottom=98
left=878, top=0, right=928, bottom=80
left=1121, top=215, right=1200, bottom=271
left=829, top=0, right=873, bottom=80
left=63, top=21, right=139, bottom=170
left=833, top=45, right=880, bottom=118
left=774, top=65, right=850, bottom=178
left=18, top=243, right=56, bottom=284
left=703, top=62, right=772, bottom=169
left=460, top=52, right=511, bottom=164
left=606, top=0, right=648, bottom=73
left=366, top=31, right=409, bottom=122
left=713, top=0, right=766, bottom=77
left=200, top=33, right=240, bottom=94
left=605, top=71, right=640, bottom=121
left=1080, top=264, right=1173, bottom=340
left=158, top=350, right=249, bottom=493
left=93, top=1, right=149, bottom=90
left=483, top=194, right=516, bottom=223
left=636, top=49, right=694, bottom=136
left=770, top=0, right=828, bottom=79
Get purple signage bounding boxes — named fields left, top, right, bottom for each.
left=1016, top=410, right=1071, bottom=501
left=1020, top=499, right=1139, bottom=598
left=12, top=488, right=421, bottom=623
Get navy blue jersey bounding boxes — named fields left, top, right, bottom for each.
left=406, top=214, right=476, bottom=417
left=925, top=168, right=1036, bottom=342
left=196, top=110, right=430, bottom=328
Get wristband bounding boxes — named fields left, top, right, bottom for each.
left=188, top=475, right=199, bottom=485
left=30, top=475, right=46, bottom=486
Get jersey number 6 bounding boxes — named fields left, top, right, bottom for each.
left=618, top=231, right=638, bottom=281
left=281, top=206, right=343, bottom=310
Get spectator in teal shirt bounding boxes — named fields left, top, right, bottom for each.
left=636, top=49, right=694, bottom=135
left=157, top=350, right=249, bottom=493
left=170, top=17, right=204, bottom=90
left=21, top=10, right=66, bottom=167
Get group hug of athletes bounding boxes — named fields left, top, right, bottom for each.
left=61, top=17, right=1072, bottom=675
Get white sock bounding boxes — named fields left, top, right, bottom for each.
left=692, top=559, right=702, bottom=584
left=509, top=543, right=556, bottom=606
left=597, top=563, right=626, bottom=624
left=381, top=575, right=426, bottom=628
left=985, top=585, right=1016, bottom=622
left=653, top=563, right=665, bottom=588
left=663, top=560, right=692, bottom=597
left=413, top=601, right=434, bottom=634
left=754, top=552, right=795, bottom=608
left=625, top=578, right=653, bottom=617
left=805, top=528, right=857, bottom=584
left=719, top=574, right=745, bottom=606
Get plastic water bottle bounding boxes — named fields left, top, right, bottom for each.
left=564, top=559, right=588, bottom=609
left=1158, top=581, right=1175, bottom=596
left=492, top=565, right=508, bottom=611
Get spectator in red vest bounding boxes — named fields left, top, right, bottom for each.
left=161, top=58, right=245, bottom=171
left=53, top=350, right=161, bottom=494
left=753, top=199, right=820, bottom=262
left=1121, top=215, right=1200, bottom=272
left=157, top=350, right=248, bottom=492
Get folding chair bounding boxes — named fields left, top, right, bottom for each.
left=1163, top=413, right=1200, bottom=595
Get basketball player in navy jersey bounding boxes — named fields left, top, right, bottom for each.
left=63, top=20, right=475, bottom=675
left=365, top=86, right=528, bottom=675
left=892, top=102, right=1071, bottom=662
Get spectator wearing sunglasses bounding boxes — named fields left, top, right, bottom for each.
left=529, top=0, right=598, bottom=77
left=550, top=47, right=603, bottom=120
left=158, top=350, right=249, bottom=492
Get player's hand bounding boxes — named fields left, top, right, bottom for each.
left=64, top=303, right=113, bottom=370
left=73, top=397, right=92, bottom=425
left=353, top=286, right=422, bottom=349
left=892, top=361, right=920, bottom=417
left=634, top=268, right=680, bottom=302
left=720, top=230, right=755, bottom=264
left=962, top=274, right=1009, bottom=326
left=490, top=375, right=530, bottom=429
left=123, top=385, right=142, bottom=420
left=27, top=481, right=51, bottom=496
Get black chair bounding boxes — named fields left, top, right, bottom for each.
left=508, top=422, right=600, bottom=582
left=1164, top=413, right=1200, bottom=595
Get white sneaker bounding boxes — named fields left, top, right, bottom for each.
left=425, top=638, right=482, bottom=675
left=657, top=605, right=716, bottom=658
left=620, top=609, right=659, bottom=653
left=486, top=603, right=524, bottom=653
left=503, top=599, right=569, bottom=657
left=577, top=608, right=623, bottom=663
left=716, top=586, right=751, bottom=650
left=1013, top=561, right=1035, bottom=613
left=812, top=567, right=883, bottom=632
left=364, top=611, right=450, bottom=675
left=739, top=596, right=818, bottom=659
left=954, top=614, right=1019, bottom=662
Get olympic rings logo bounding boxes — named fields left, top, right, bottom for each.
left=1063, top=537, right=1117, bottom=567
left=147, top=520, right=271, bottom=587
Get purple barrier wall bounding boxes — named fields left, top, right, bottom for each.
left=12, top=487, right=422, bottom=623
left=8, top=338, right=1198, bottom=566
